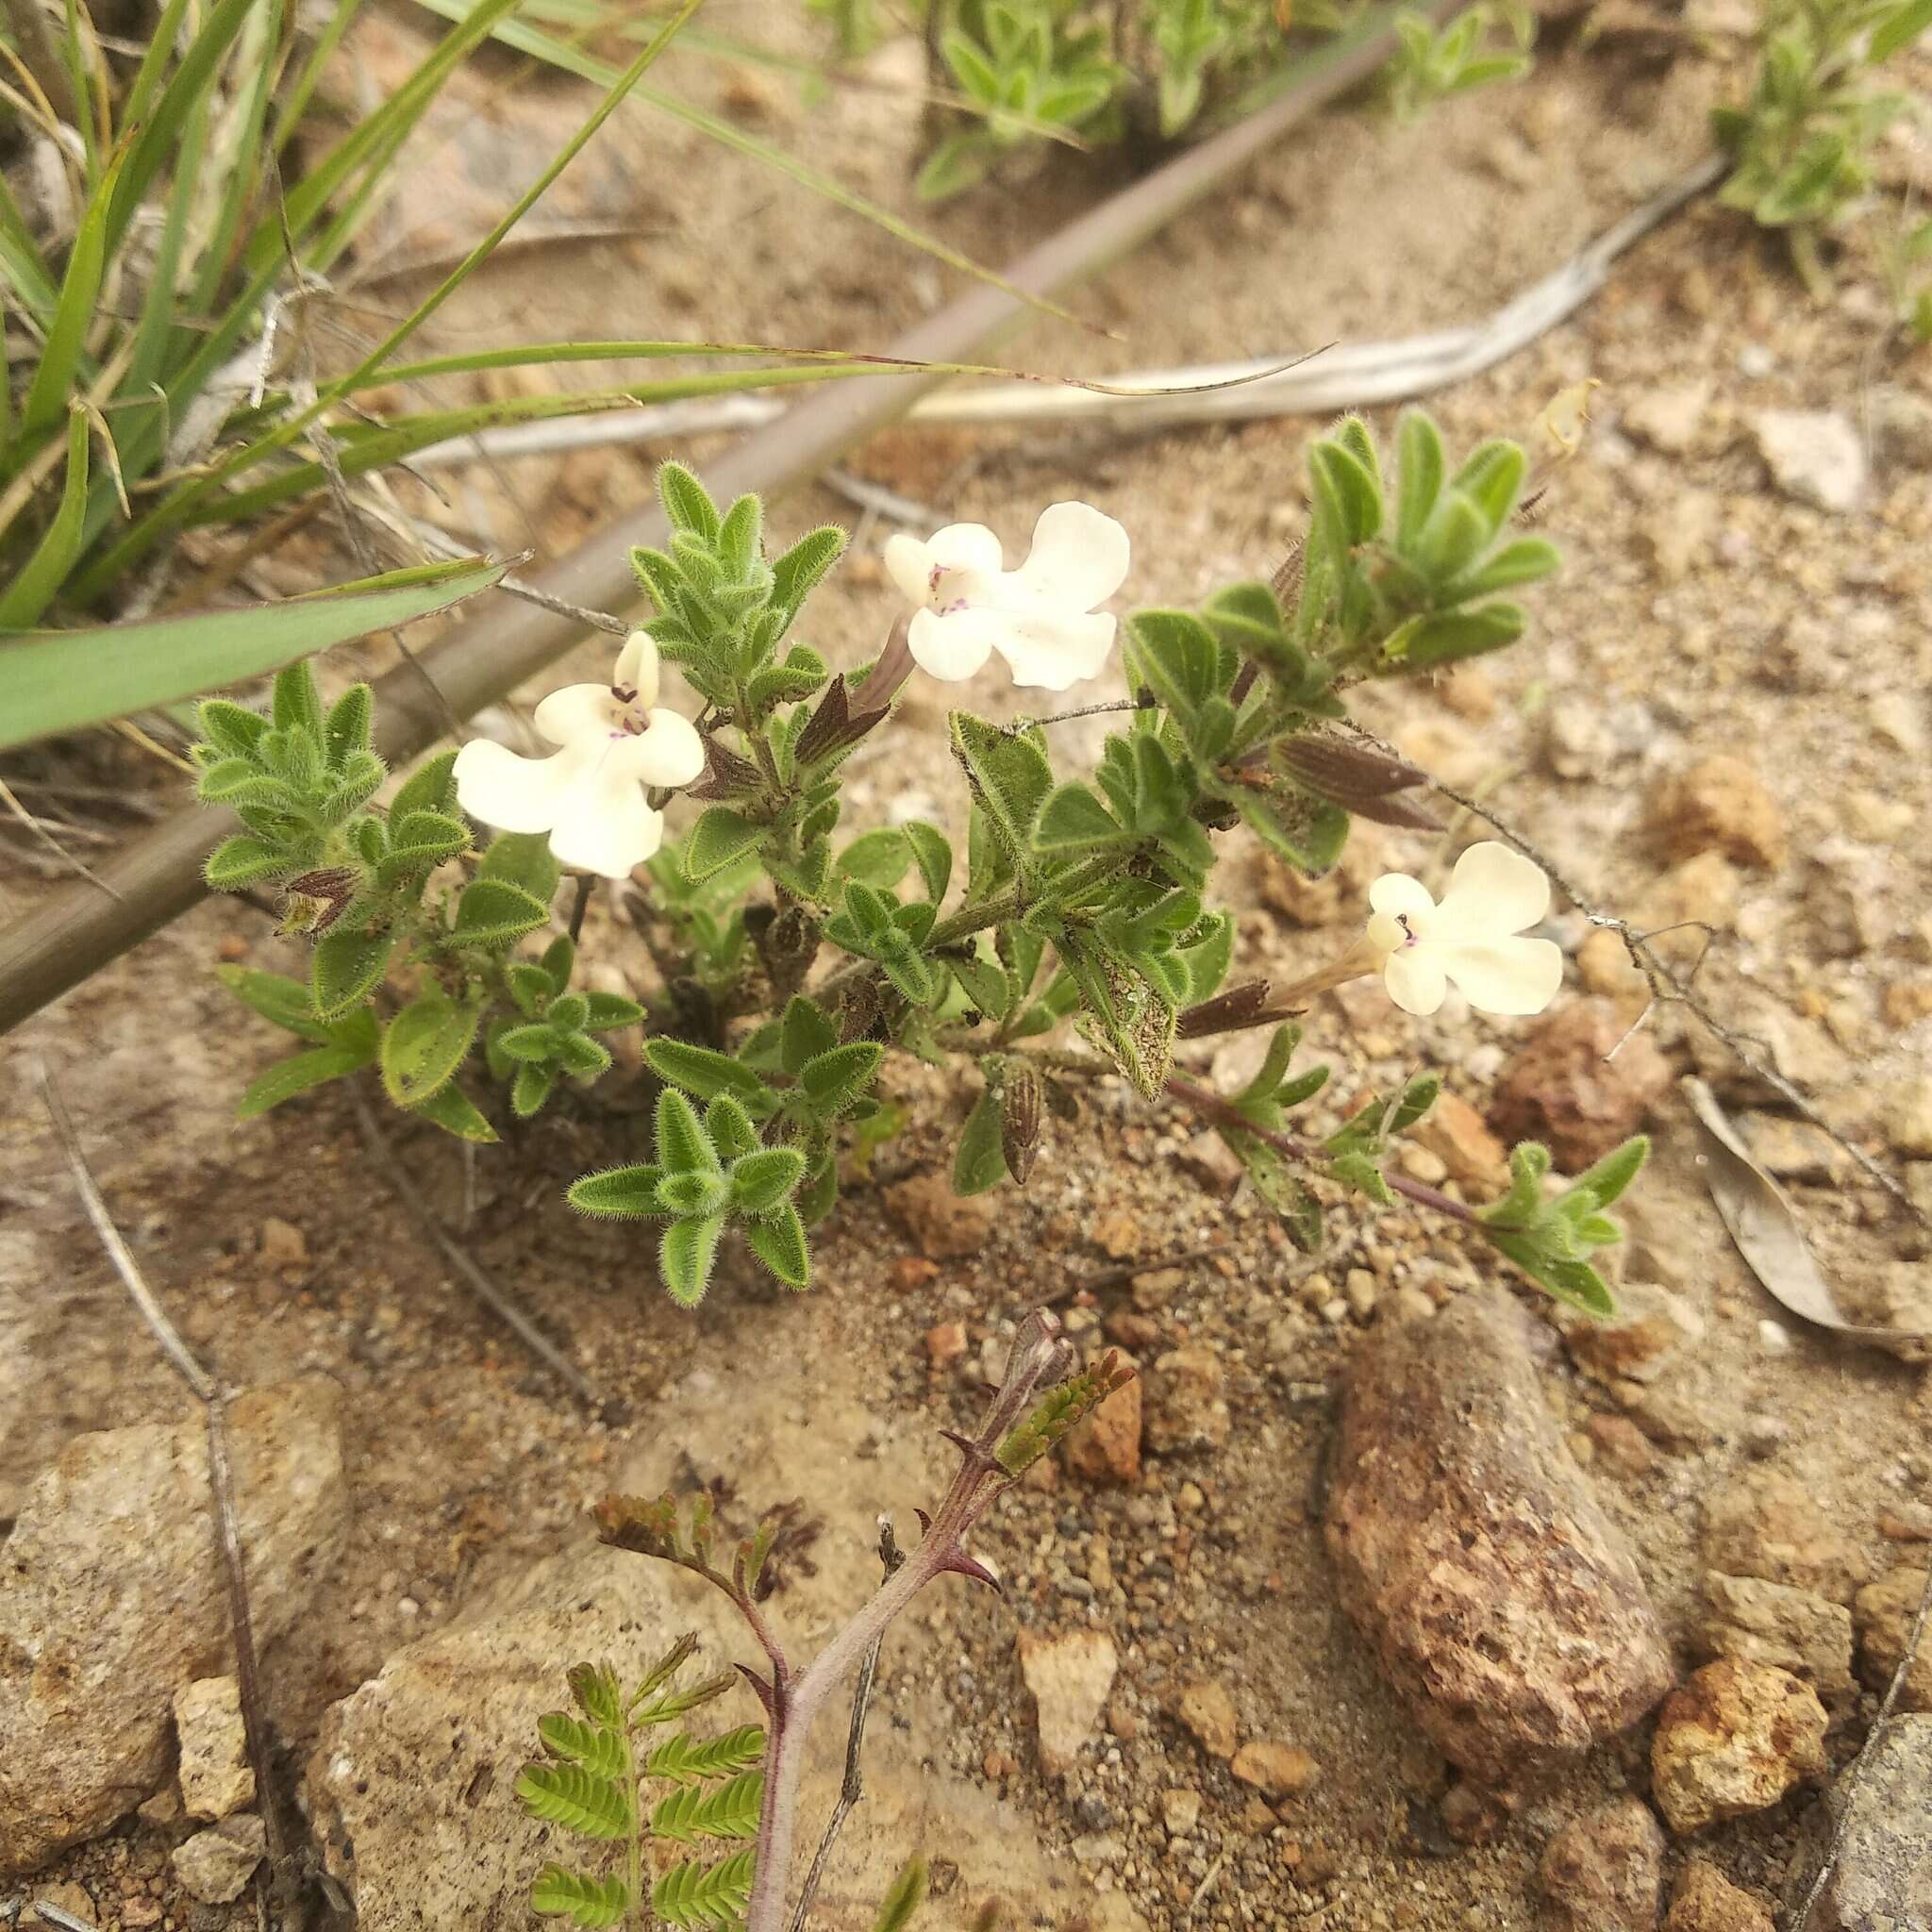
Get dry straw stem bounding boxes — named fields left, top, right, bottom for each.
left=37, top=1062, right=290, bottom=1914
left=0, top=0, right=1456, bottom=1037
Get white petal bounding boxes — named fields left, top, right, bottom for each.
left=908, top=606, right=1000, bottom=682
left=991, top=608, right=1116, bottom=691
left=1364, top=909, right=1407, bottom=965
left=1439, top=936, right=1564, bottom=1016
left=925, top=521, right=1004, bottom=583
left=884, top=533, right=935, bottom=606
left=625, top=708, right=706, bottom=787
left=1010, top=502, right=1130, bottom=610
left=1382, top=946, right=1448, bottom=1016
left=547, top=767, right=664, bottom=877
left=1437, top=841, right=1550, bottom=936
left=614, top=629, right=658, bottom=708
left=533, top=682, right=619, bottom=748
left=1367, top=871, right=1436, bottom=922
left=453, top=738, right=577, bottom=834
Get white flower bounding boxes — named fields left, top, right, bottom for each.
left=1364, top=841, right=1564, bottom=1018
left=883, top=500, right=1130, bottom=692
left=452, top=630, right=704, bottom=878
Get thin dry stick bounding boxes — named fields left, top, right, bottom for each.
left=347, top=1084, right=609, bottom=1414
left=39, top=1065, right=290, bottom=1914
left=0, top=774, right=124, bottom=905
left=788, top=1519, right=908, bottom=1932
left=1785, top=1557, right=1932, bottom=1929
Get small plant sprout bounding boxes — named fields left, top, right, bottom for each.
left=884, top=501, right=1132, bottom=690
left=192, top=416, right=1649, bottom=1320
left=1364, top=841, right=1565, bottom=1017
left=454, top=631, right=707, bottom=878
left=558, top=1310, right=1130, bottom=1932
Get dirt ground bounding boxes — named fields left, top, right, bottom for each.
left=4, top=7, right=1931, bottom=1930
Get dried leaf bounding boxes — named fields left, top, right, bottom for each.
left=1684, top=1078, right=1925, bottom=1346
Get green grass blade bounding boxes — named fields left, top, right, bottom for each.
left=125, top=78, right=210, bottom=402
left=0, top=172, right=55, bottom=316
left=187, top=0, right=286, bottom=315
left=175, top=364, right=855, bottom=527
left=106, top=0, right=258, bottom=256
left=0, top=556, right=507, bottom=749
left=408, top=0, right=1093, bottom=335
left=17, top=145, right=125, bottom=442
left=81, top=0, right=705, bottom=584
left=59, top=0, right=100, bottom=180
left=118, top=0, right=198, bottom=133
left=242, top=0, right=525, bottom=277
left=0, top=408, right=90, bottom=628
left=272, top=0, right=366, bottom=152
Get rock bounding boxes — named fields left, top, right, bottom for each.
left=1881, top=1079, right=1932, bottom=1158
left=1017, top=1628, right=1117, bottom=1776
left=1649, top=756, right=1788, bottom=871
left=1256, top=825, right=1384, bottom=927
left=1854, top=1568, right=1932, bottom=1711
left=1703, top=1470, right=1870, bottom=1605
left=258, top=1215, right=308, bottom=1271
left=23, top=1882, right=97, bottom=1928
left=1696, top=1574, right=1855, bottom=1700
left=1623, top=381, right=1712, bottom=454
left=1160, top=1787, right=1202, bottom=1837
left=1811, top=1713, right=1932, bottom=1930
left=1585, top=1413, right=1655, bottom=1475
left=1578, top=926, right=1650, bottom=1008
left=1536, top=1794, right=1665, bottom=1931
left=173, top=1675, right=254, bottom=1820
left=1177, top=1129, right=1244, bottom=1196
left=1664, top=1858, right=1774, bottom=1932
left=1488, top=1000, right=1673, bottom=1173
left=1412, top=1091, right=1510, bottom=1195
left=924, top=1320, right=967, bottom=1366
left=1229, top=1741, right=1320, bottom=1799
left=1558, top=1281, right=1705, bottom=1386
left=1542, top=696, right=1658, bottom=780
left=1061, top=1357, right=1141, bottom=1485
left=0, top=1379, right=345, bottom=1874
left=1142, top=1345, right=1229, bottom=1455
left=308, top=1540, right=1114, bottom=1930
left=1177, top=1679, right=1241, bottom=1759
left=172, top=1815, right=265, bottom=1905
left=1650, top=1660, right=1827, bottom=1833
left=1868, top=384, right=1932, bottom=471
left=1869, top=1263, right=1932, bottom=1364
left=1324, top=1291, right=1674, bottom=1782
left=1749, top=408, right=1867, bottom=513
left=1742, top=1112, right=1841, bottom=1183
left=884, top=1174, right=994, bottom=1259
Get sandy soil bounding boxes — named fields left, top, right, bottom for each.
left=4, top=8, right=1930, bottom=1930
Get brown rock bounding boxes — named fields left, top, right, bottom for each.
left=1649, top=756, right=1787, bottom=871
left=1696, top=1573, right=1855, bottom=1700
left=1811, top=1712, right=1932, bottom=1930
left=1577, top=927, right=1650, bottom=1008
left=0, top=1380, right=345, bottom=1874
left=1257, top=826, right=1384, bottom=926
left=1489, top=1000, right=1673, bottom=1172
left=1559, top=1281, right=1705, bottom=1387
left=1585, top=1413, right=1655, bottom=1475
left=1853, top=1567, right=1932, bottom=1711
left=173, top=1676, right=254, bottom=1821
left=258, top=1215, right=308, bottom=1271
left=1176, top=1679, right=1240, bottom=1759
left=924, top=1321, right=968, bottom=1366
left=1412, top=1091, right=1510, bottom=1196
left=1651, top=1660, right=1827, bottom=1833
left=1638, top=851, right=1741, bottom=971
left=1062, top=1357, right=1142, bottom=1485
left=1703, top=1470, right=1871, bottom=1605
left=1665, top=1859, right=1774, bottom=1932
left=1229, top=1740, right=1319, bottom=1799
left=1537, top=1795, right=1665, bottom=1931
left=1016, top=1628, right=1118, bottom=1776
left=884, top=1175, right=993, bottom=1260
left=1324, top=1291, right=1674, bottom=1783
left=172, top=1815, right=266, bottom=1905
left=1143, top=1345, right=1229, bottom=1455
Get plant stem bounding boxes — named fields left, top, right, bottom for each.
left=1163, top=1073, right=1479, bottom=1226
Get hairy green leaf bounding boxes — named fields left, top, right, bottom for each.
left=515, top=1762, right=631, bottom=1840
left=649, top=1770, right=762, bottom=1842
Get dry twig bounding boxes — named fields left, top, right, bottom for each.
left=39, top=1064, right=290, bottom=1919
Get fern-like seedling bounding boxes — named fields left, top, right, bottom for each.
left=518, top=1635, right=765, bottom=1929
